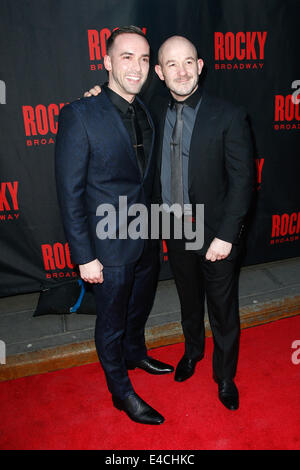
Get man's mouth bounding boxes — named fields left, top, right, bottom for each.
left=126, top=76, right=141, bottom=82
left=176, top=78, right=191, bottom=84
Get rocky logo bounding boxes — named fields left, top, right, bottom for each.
left=88, top=26, right=147, bottom=71
left=41, top=242, right=78, bottom=279
left=271, top=212, right=300, bottom=245
left=214, top=31, right=267, bottom=70
left=274, top=94, right=300, bottom=130
left=22, top=103, right=67, bottom=146
left=0, top=181, right=19, bottom=221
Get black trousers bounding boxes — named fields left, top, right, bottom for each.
left=93, top=241, right=159, bottom=400
left=166, top=239, right=241, bottom=381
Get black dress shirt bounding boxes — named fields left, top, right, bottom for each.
left=104, top=85, right=152, bottom=176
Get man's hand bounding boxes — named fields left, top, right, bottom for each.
left=205, top=238, right=232, bottom=262
left=83, top=85, right=102, bottom=98
left=79, top=259, right=104, bottom=283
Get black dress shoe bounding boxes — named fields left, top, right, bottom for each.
left=112, top=392, right=165, bottom=425
left=174, top=354, right=203, bottom=382
left=126, top=356, right=174, bottom=375
left=213, top=375, right=239, bottom=410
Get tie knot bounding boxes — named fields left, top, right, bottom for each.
left=128, top=104, right=135, bottom=116
left=174, top=102, right=184, bottom=117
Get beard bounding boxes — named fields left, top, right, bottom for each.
left=167, top=76, right=199, bottom=99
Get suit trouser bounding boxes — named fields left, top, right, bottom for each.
left=166, top=241, right=241, bottom=381
left=93, top=241, right=159, bottom=400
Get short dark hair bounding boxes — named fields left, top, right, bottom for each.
left=106, top=25, right=148, bottom=55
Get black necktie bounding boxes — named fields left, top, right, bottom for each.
left=128, top=104, right=146, bottom=176
left=170, top=102, right=184, bottom=212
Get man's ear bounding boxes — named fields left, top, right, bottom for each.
left=154, top=64, right=165, bottom=81
left=197, top=58, right=204, bottom=75
left=104, top=55, right=112, bottom=72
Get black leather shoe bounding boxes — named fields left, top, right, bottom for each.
left=174, top=354, right=203, bottom=382
left=112, top=392, right=165, bottom=425
left=126, top=356, right=174, bottom=375
left=213, top=375, right=239, bottom=410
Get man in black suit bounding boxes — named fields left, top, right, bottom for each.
left=152, top=36, right=253, bottom=410
left=55, top=26, right=173, bottom=426
left=84, top=35, right=253, bottom=411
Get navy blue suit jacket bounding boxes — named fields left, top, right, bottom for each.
left=55, top=90, right=155, bottom=266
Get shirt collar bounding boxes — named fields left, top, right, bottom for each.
left=104, top=85, right=135, bottom=114
left=169, top=85, right=202, bottom=110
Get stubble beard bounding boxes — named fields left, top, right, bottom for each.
left=169, top=76, right=199, bottom=100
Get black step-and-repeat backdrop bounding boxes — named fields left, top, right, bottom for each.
left=1, top=0, right=300, bottom=298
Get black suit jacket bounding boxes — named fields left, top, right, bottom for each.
left=55, top=90, right=155, bottom=266
left=150, top=90, right=254, bottom=255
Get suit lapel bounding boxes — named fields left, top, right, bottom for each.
left=188, top=92, right=219, bottom=190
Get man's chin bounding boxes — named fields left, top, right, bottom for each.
left=171, top=84, right=198, bottom=99
left=124, top=84, right=144, bottom=96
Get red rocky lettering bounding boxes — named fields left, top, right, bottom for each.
left=0, top=181, right=19, bottom=211
left=22, top=103, right=66, bottom=137
left=215, top=32, right=267, bottom=60
left=41, top=242, right=75, bottom=271
left=274, top=95, right=300, bottom=121
left=272, top=212, right=300, bottom=237
left=255, top=158, right=264, bottom=184
left=88, top=28, right=112, bottom=60
left=88, top=27, right=147, bottom=61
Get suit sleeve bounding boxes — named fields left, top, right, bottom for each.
left=55, top=104, right=96, bottom=265
left=216, top=107, right=254, bottom=244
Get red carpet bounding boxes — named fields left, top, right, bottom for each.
left=0, top=315, right=300, bottom=450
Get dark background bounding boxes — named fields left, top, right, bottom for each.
left=0, top=0, right=299, bottom=297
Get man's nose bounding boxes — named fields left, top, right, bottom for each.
left=178, top=65, right=188, bottom=76
left=132, top=59, right=142, bottom=72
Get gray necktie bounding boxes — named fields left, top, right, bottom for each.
left=170, top=102, right=184, bottom=212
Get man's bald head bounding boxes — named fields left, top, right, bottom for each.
left=158, top=36, right=198, bottom=66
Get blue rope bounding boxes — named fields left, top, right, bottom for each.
left=69, top=279, right=85, bottom=313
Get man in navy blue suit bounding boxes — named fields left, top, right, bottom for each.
left=55, top=26, right=173, bottom=425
